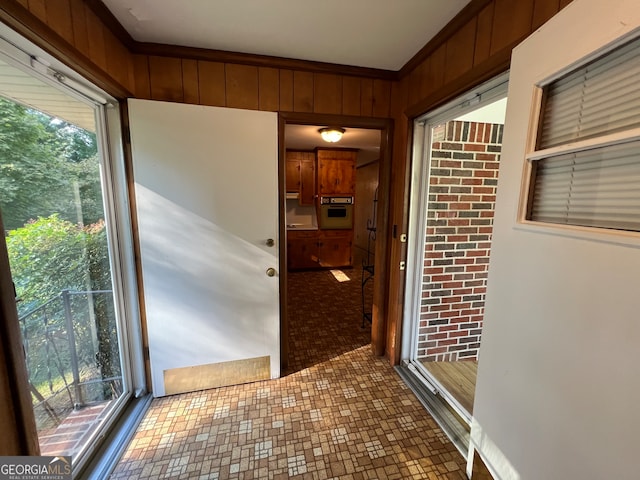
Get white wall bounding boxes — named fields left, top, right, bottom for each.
left=472, top=1, right=640, bottom=479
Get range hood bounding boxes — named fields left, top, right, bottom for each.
left=286, top=192, right=299, bottom=200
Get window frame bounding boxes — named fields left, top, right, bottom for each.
left=0, top=23, right=146, bottom=471
left=518, top=31, right=640, bottom=243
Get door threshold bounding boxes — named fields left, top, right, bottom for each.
left=395, top=365, right=469, bottom=457
left=75, top=394, right=152, bottom=480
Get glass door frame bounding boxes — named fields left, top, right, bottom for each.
left=0, top=23, right=146, bottom=470
left=401, top=72, right=510, bottom=424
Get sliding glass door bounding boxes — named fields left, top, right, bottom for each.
left=0, top=28, right=143, bottom=469
left=403, top=74, right=508, bottom=434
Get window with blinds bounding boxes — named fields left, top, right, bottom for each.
left=527, top=35, right=640, bottom=232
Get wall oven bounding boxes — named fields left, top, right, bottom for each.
left=318, top=196, right=353, bottom=229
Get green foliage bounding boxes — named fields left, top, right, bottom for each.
left=8, top=215, right=121, bottom=400
left=1, top=95, right=120, bottom=406
left=8, top=215, right=90, bottom=311
left=0, top=97, right=102, bottom=230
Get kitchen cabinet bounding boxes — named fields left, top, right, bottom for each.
left=287, top=229, right=352, bottom=270
left=318, top=230, right=353, bottom=268
left=299, top=158, right=315, bottom=205
left=287, top=230, right=319, bottom=270
left=316, top=149, right=357, bottom=196
left=286, top=151, right=315, bottom=205
left=286, top=157, right=300, bottom=192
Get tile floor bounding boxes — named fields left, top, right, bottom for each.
left=110, top=263, right=467, bottom=479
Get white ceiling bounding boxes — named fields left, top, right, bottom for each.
left=102, top=0, right=470, bottom=71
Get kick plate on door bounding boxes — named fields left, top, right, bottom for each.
left=164, top=356, right=271, bottom=395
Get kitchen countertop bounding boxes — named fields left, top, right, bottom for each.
left=286, top=223, right=318, bottom=231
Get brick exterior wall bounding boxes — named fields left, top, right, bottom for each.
left=418, top=120, right=503, bottom=362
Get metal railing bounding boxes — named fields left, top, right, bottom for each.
left=18, top=289, right=122, bottom=427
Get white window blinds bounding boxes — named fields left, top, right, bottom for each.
left=539, top=36, right=640, bottom=148
left=528, top=35, right=640, bottom=232
left=530, top=140, right=640, bottom=230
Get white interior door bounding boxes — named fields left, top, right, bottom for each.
left=128, top=99, right=279, bottom=397
left=470, top=1, right=640, bottom=479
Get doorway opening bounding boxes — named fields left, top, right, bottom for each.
left=402, top=74, right=508, bottom=452
left=280, top=116, right=391, bottom=373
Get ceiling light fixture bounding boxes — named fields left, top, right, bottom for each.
left=319, top=127, right=345, bottom=143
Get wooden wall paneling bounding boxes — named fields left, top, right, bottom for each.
left=398, top=0, right=493, bottom=79
left=293, top=71, right=313, bottom=113
left=443, top=18, right=477, bottom=85
left=360, top=78, right=373, bottom=117
left=44, top=0, right=73, bottom=45
left=313, top=73, right=342, bottom=115
left=225, top=63, right=259, bottom=110
left=372, top=79, right=391, bottom=118
left=69, top=0, right=90, bottom=57
left=198, top=61, right=225, bottom=107
left=278, top=69, right=294, bottom=112
left=428, top=44, right=446, bottom=94
left=384, top=78, right=411, bottom=363
left=182, top=59, right=200, bottom=104
left=85, top=7, right=107, bottom=71
left=559, top=0, right=573, bottom=8
left=149, top=56, right=184, bottom=102
left=532, top=0, right=560, bottom=29
left=258, top=67, right=279, bottom=111
left=416, top=58, right=431, bottom=103
left=0, top=0, right=131, bottom=98
left=490, top=0, right=536, bottom=56
left=126, top=50, right=135, bottom=96
left=132, top=54, right=151, bottom=99
left=407, top=68, right=422, bottom=108
left=474, top=2, right=495, bottom=66
left=26, top=0, right=46, bottom=22
left=15, top=0, right=29, bottom=9
left=341, top=76, right=361, bottom=116
left=375, top=79, right=407, bottom=360
left=103, top=28, right=132, bottom=93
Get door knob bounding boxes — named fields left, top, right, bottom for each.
left=266, top=267, right=276, bottom=277
left=266, top=238, right=275, bottom=247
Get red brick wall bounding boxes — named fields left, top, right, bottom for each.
left=418, top=120, right=502, bottom=362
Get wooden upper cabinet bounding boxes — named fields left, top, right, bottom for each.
left=299, top=158, right=315, bottom=205
left=316, top=149, right=357, bottom=196
left=286, top=151, right=315, bottom=204
left=286, top=156, right=301, bottom=192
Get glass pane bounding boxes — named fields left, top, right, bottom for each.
left=539, top=35, right=640, bottom=148
left=414, top=98, right=506, bottom=419
left=529, top=140, right=640, bottom=231
left=0, top=84, right=124, bottom=462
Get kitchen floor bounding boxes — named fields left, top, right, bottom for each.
left=110, top=262, right=467, bottom=479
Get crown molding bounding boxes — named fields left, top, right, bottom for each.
left=84, top=0, right=135, bottom=50
left=85, top=1, right=396, bottom=80
left=132, top=42, right=397, bottom=80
